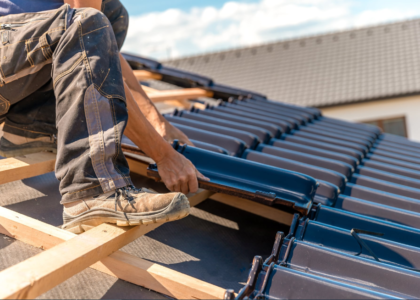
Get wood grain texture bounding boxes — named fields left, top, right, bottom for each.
left=125, top=154, right=153, bottom=177
left=163, top=99, right=192, bottom=109
left=140, top=84, right=159, bottom=93
left=133, top=70, right=163, bottom=81
left=0, top=222, right=160, bottom=299
left=0, top=152, right=56, bottom=185
left=147, top=88, right=214, bottom=103
left=0, top=188, right=222, bottom=299
left=210, top=193, right=294, bottom=225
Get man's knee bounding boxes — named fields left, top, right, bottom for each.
left=102, top=0, right=129, bottom=49
left=79, top=8, right=113, bottom=34
left=76, top=8, right=119, bottom=53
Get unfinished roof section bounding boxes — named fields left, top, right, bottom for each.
left=164, top=19, right=420, bottom=107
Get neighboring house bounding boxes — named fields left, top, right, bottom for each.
left=164, top=19, right=420, bottom=141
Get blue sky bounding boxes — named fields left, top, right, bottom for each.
left=120, top=0, right=420, bottom=60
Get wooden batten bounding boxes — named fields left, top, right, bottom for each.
left=210, top=193, right=294, bottom=225
left=163, top=99, right=192, bottom=109
left=147, top=88, right=214, bottom=103
left=133, top=70, right=163, bottom=81
left=0, top=149, right=282, bottom=298
left=0, top=152, right=56, bottom=185
left=0, top=222, right=161, bottom=299
left=0, top=187, right=220, bottom=299
left=140, top=85, right=159, bottom=94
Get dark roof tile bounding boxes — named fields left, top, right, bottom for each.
left=164, top=19, right=420, bottom=107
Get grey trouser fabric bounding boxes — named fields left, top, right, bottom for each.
left=0, top=0, right=128, bottom=138
left=0, top=3, right=133, bottom=203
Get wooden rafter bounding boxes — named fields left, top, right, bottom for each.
left=0, top=152, right=56, bottom=185
left=210, top=194, right=293, bottom=225
left=138, top=84, right=209, bottom=108
left=147, top=88, right=213, bottom=103
left=0, top=189, right=224, bottom=300
left=134, top=70, right=163, bottom=81
left=0, top=149, right=289, bottom=298
left=0, top=221, right=162, bottom=299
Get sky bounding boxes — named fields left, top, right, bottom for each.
left=120, top=0, right=420, bottom=60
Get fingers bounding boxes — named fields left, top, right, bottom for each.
left=164, top=177, right=176, bottom=193
left=157, top=151, right=206, bottom=195
left=188, top=172, right=199, bottom=194
left=181, top=177, right=190, bottom=194
left=196, top=170, right=210, bottom=181
left=164, top=172, right=191, bottom=194
left=174, top=182, right=182, bottom=193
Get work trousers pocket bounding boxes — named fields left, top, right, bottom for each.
left=0, top=6, right=67, bottom=86
left=27, top=32, right=54, bottom=65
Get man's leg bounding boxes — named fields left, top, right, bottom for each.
left=53, top=7, right=131, bottom=202
left=0, top=86, right=57, bottom=157
left=0, top=0, right=128, bottom=157
left=55, top=7, right=189, bottom=232
left=101, top=0, right=129, bottom=50
left=0, top=5, right=189, bottom=232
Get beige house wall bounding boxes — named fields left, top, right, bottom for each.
left=320, top=95, right=420, bottom=142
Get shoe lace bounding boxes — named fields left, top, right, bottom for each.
left=114, top=186, right=144, bottom=222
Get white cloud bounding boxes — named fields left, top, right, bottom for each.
left=122, top=0, right=419, bottom=60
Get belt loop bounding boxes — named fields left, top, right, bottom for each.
left=40, top=33, right=52, bottom=59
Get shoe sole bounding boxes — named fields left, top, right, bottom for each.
left=62, top=194, right=190, bottom=234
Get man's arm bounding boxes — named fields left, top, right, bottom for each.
left=124, top=82, right=208, bottom=194
left=65, top=0, right=193, bottom=145
left=119, top=54, right=193, bottom=146
left=64, top=0, right=207, bottom=194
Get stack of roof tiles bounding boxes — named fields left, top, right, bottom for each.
left=124, top=53, right=420, bottom=299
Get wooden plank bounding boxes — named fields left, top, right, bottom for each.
left=0, top=189, right=222, bottom=299
left=125, top=153, right=154, bottom=178
left=147, top=88, right=214, bottom=103
left=163, top=99, right=192, bottom=109
left=0, top=152, right=56, bottom=185
left=133, top=70, right=163, bottom=81
left=139, top=85, right=202, bottom=108
left=210, top=193, right=294, bottom=225
left=140, top=85, right=159, bottom=93
left=0, top=222, right=161, bottom=299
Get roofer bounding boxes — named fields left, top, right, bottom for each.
left=0, top=0, right=208, bottom=233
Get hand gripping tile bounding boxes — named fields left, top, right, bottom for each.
left=147, top=144, right=318, bottom=215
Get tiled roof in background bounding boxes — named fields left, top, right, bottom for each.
left=164, top=19, right=420, bottom=107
